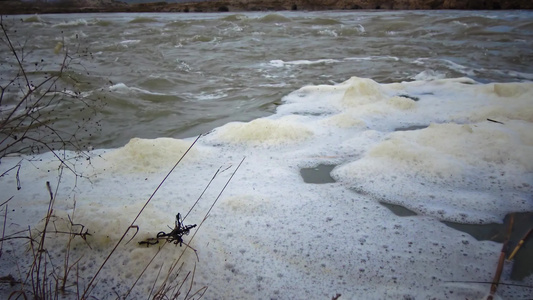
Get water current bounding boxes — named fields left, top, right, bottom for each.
left=2, top=10, right=532, bottom=149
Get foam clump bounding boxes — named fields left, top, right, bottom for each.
left=387, top=96, right=417, bottom=110
left=491, top=82, right=533, bottom=98
left=465, top=82, right=533, bottom=123
left=340, top=77, right=388, bottom=107
left=322, top=112, right=367, bottom=128
left=370, top=121, right=533, bottom=176
left=210, top=117, right=313, bottom=146
left=333, top=121, right=533, bottom=223
left=101, top=137, right=200, bottom=173
left=281, top=77, right=417, bottom=128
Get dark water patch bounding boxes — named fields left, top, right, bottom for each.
left=398, top=94, right=420, bottom=101
left=299, top=18, right=342, bottom=25
left=137, top=77, right=178, bottom=92
left=443, top=212, right=533, bottom=280
left=380, top=200, right=533, bottom=281
left=394, top=125, right=428, bottom=131
left=300, top=164, right=336, bottom=184
left=379, top=202, right=418, bottom=217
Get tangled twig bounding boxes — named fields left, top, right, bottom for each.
left=139, top=213, right=196, bottom=247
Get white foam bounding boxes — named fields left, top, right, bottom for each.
left=109, top=83, right=166, bottom=96
left=413, top=58, right=476, bottom=77
left=119, top=39, right=141, bottom=45
left=345, top=55, right=399, bottom=61
left=269, top=56, right=399, bottom=68
left=1, top=76, right=532, bottom=299
left=269, top=58, right=340, bottom=67
left=182, top=90, right=230, bottom=101
left=412, top=69, right=447, bottom=81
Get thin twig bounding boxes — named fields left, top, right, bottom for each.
left=182, top=167, right=221, bottom=222
left=123, top=245, right=163, bottom=299
left=152, top=157, right=245, bottom=297
left=487, top=213, right=514, bottom=299
left=487, top=118, right=504, bottom=125
left=0, top=203, right=7, bottom=259
left=147, top=261, right=165, bottom=300
left=81, top=135, right=201, bottom=300
left=445, top=280, right=533, bottom=289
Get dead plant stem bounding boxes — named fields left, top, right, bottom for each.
left=81, top=135, right=201, bottom=300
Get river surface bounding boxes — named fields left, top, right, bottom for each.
left=2, top=10, right=532, bottom=149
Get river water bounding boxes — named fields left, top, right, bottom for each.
left=2, top=10, right=532, bottom=149
left=1, top=10, right=533, bottom=299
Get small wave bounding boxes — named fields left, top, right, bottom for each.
left=217, top=22, right=244, bottom=34
left=95, top=19, right=113, bottom=26
left=109, top=83, right=165, bottom=96
left=494, top=70, right=533, bottom=81
left=190, top=35, right=217, bottom=42
left=300, top=18, right=342, bottom=25
left=258, top=83, right=287, bottom=88
left=176, top=60, right=191, bottom=72
left=138, top=76, right=176, bottom=91
left=270, top=56, right=400, bottom=68
left=23, top=15, right=43, bottom=23
left=413, top=58, right=475, bottom=77
left=119, top=39, right=141, bottom=45
left=165, top=20, right=189, bottom=28
left=339, top=24, right=366, bottom=35
left=316, top=29, right=338, bottom=37
left=452, top=20, right=469, bottom=27
left=513, top=21, right=533, bottom=34
left=52, top=19, right=88, bottom=27
left=437, top=16, right=497, bottom=29
left=257, top=14, right=291, bottom=23
left=183, top=90, right=229, bottom=101
left=109, top=83, right=131, bottom=92
left=345, top=56, right=399, bottom=62
left=221, top=14, right=248, bottom=22
left=412, top=70, right=447, bottom=81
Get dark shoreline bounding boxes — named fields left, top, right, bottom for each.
left=2, top=0, right=532, bottom=15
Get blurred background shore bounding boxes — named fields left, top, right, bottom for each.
left=2, top=0, right=532, bottom=15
